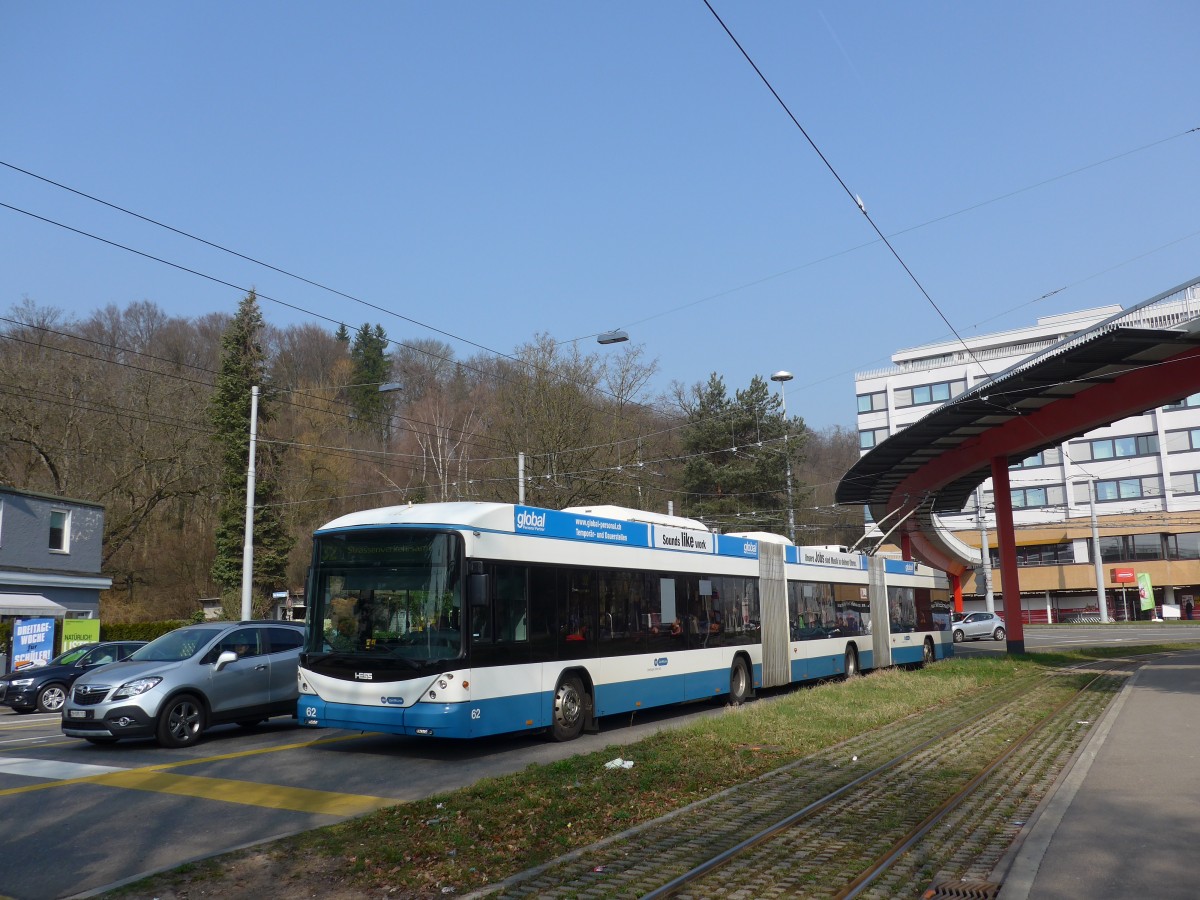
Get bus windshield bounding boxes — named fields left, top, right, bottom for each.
left=308, top=529, right=464, bottom=661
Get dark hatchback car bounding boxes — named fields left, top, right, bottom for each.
left=0, top=641, right=146, bottom=713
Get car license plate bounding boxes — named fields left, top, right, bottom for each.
left=68, top=709, right=89, bottom=719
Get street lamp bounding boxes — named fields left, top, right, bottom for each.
left=597, top=329, right=629, bottom=345
left=240, top=385, right=260, bottom=620
left=770, top=371, right=797, bottom=543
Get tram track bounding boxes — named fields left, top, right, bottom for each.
left=472, top=658, right=1143, bottom=899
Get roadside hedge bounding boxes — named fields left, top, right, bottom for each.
left=99, top=621, right=191, bottom=642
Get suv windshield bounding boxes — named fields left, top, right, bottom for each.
left=131, top=626, right=224, bottom=662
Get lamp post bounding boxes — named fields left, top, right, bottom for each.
left=240, top=385, right=259, bottom=621
left=770, top=370, right=797, bottom=543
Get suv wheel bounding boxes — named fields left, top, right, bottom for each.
left=36, top=683, right=68, bottom=713
left=156, top=694, right=206, bottom=748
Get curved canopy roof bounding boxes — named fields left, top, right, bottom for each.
left=836, top=276, right=1200, bottom=575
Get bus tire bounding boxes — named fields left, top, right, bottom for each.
left=551, top=676, right=586, bottom=742
left=922, top=637, right=935, bottom=666
left=728, top=658, right=750, bottom=705
left=844, top=646, right=860, bottom=678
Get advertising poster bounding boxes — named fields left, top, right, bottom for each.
left=13, top=617, right=57, bottom=670
left=1136, top=572, right=1155, bottom=611
left=62, top=618, right=101, bottom=651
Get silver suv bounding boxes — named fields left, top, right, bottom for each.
left=61, top=621, right=305, bottom=748
left=951, top=611, right=1006, bottom=643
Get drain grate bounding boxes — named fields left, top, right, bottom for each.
left=921, top=879, right=1002, bottom=899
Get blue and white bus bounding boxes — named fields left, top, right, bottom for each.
left=297, top=502, right=952, bottom=741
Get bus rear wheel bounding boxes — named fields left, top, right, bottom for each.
left=551, top=676, right=586, bottom=742
left=922, top=638, right=935, bottom=666
left=844, top=647, right=860, bottom=678
left=728, top=658, right=750, bottom=705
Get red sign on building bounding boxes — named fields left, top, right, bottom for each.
left=1111, top=568, right=1136, bottom=583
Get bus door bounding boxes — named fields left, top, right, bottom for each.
left=759, top=542, right=790, bottom=688
left=868, top=555, right=892, bottom=669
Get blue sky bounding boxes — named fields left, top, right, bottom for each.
left=3, top=2, right=1197, bottom=430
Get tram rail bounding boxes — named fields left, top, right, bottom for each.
left=471, top=658, right=1145, bottom=899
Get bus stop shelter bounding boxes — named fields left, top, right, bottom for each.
left=836, top=276, right=1200, bottom=652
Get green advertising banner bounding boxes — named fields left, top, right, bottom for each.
left=1136, top=573, right=1155, bottom=611
left=62, top=618, right=100, bottom=651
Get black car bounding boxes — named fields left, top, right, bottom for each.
left=0, top=641, right=146, bottom=713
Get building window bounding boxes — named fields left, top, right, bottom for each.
left=1099, top=534, right=1166, bottom=563
left=1171, top=471, right=1200, bottom=495
left=893, top=379, right=967, bottom=410
left=859, top=427, right=889, bottom=450
left=990, top=542, right=1073, bottom=567
left=1164, top=393, right=1200, bottom=411
left=1070, top=433, right=1159, bottom=461
left=1165, top=428, right=1200, bottom=453
left=1093, top=476, right=1163, bottom=502
left=1167, top=533, right=1200, bottom=560
left=49, top=509, right=71, bottom=552
left=857, top=391, right=887, bottom=413
left=1010, top=484, right=1065, bottom=509
left=1011, top=447, right=1062, bottom=469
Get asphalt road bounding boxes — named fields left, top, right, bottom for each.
left=3, top=623, right=1198, bottom=900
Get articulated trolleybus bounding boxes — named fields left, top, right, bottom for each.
left=297, top=502, right=952, bottom=741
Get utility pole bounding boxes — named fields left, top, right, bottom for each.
left=975, top=486, right=995, bottom=613
left=240, top=385, right=259, bottom=621
left=1088, top=478, right=1110, bottom=623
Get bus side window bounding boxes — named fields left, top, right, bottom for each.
left=494, top=564, right=528, bottom=643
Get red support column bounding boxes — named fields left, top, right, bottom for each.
left=990, top=455, right=1025, bottom=653
left=901, top=531, right=913, bottom=561
left=951, top=573, right=963, bottom=614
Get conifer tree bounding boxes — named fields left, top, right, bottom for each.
left=348, top=322, right=391, bottom=437
left=680, top=373, right=807, bottom=533
left=208, top=291, right=294, bottom=604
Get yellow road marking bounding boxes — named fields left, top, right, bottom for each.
left=86, top=770, right=392, bottom=815
left=0, top=731, right=390, bottom=817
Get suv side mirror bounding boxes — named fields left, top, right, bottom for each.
left=214, top=650, right=238, bottom=671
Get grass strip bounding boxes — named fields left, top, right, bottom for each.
left=114, top=644, right=1186, bottom=898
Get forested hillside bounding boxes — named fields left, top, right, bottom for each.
left=0, top=293, right=861, bottom=621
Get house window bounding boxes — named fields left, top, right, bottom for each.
left=49, top=509, right=71, bottom=552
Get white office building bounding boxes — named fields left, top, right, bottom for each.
left=854, top=285, right=1200, bottom=622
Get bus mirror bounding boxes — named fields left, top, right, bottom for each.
left=468, top=572, right=489, bottom=607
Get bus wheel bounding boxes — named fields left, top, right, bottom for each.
left=551, top=676, right=586, bottom=742
left=729, top=658, right=750, bottom=705
left=922, top=638, right=935, bottom=666
left=844, top=647, right=859, bottom=678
